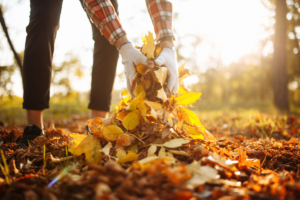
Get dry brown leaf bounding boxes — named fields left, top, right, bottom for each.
left=116, top=133, right=136, bottom=148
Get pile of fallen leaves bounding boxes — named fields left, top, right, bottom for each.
left=67, top=31, right=212, bottom=166
left=0, top=32, right=300, bottom=200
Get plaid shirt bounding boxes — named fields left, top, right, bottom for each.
left=83, top=0, right=174, bottom=44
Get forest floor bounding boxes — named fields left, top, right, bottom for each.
left=0, top=110, right=300, bottom=200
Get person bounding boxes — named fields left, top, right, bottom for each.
left=20, top=0, right=179, bottom=147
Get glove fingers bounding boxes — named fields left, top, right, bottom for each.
left=171, top=77, right=179, bottom=94
left=167, top=73, right=177, bottom=95
left=126, top=76, right=132, bottom=94
left=154, top=55, right=165, bottom=66
left=138, top=56, right=148, bottom=66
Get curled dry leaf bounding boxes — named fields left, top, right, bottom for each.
left=138, top=156, right=159, bottom=165
left=161, top=128, right=173, bottom=140
left=178, top=63, right=192, bottom=80
left=88, top=117, right=104, bottom=138
left=158, top=147, right=166, bottom=158
left=99, top=142, right=112, bottom=156
left=147, top=145, right=157, bottom=157
left=116, top=133, right=136, bottom=148
left=102, top=116, right=114, bottom=127
left=185, top=166, right=218, bottom=189
left=159, top=138, right=190, bottom=148
left=168, top=150, right=190, bottom=157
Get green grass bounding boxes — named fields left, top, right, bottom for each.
left=0, top=94, right=91, bottom=126
left=1, top=94, right=299, bottom=128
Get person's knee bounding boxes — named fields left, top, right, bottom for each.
left=27, top=1, right=62, bottom=33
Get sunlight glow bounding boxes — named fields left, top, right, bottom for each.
left=1, top=0, right=271, bottom=97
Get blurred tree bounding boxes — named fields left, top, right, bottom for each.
left=0, top=4, right=23, bottom=80
left=272, top=0, right=290, bottom=111
left=0, top=51, right=23, bottom=98
left=51, top=52, right=85, bottom=96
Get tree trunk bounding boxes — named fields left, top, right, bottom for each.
left=292, top=2, right=300, bottom=69
left=0, top=5, right=23, bottom=81
left=273, top=0, right=290, bottom=111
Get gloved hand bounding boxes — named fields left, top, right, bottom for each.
left=155, top=47, right=179, bottom=94
left=119, top=42, right=148, bottom=93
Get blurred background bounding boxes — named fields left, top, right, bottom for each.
left=0, top=0, right=299, bottom=124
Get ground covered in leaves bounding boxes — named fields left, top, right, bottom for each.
left=1, top=32, right=300, bottom=200
left=0, top=113, right=300, bottom=200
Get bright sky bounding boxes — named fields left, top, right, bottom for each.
left=0, top=0, right=272, bottom=97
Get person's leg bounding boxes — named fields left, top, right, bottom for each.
left=27, top=110, right=44, bottom=129
left=22, top=0, right=63, bottom=130
left=86, top=0, right=119, bottom=118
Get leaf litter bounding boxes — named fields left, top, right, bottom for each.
left=0, top=32, right=300, bottom=199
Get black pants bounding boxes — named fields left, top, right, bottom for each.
left=22, top=0, right=119, bottom=112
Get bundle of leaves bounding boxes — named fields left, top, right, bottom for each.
left=68, top=32, right=215, bottom=166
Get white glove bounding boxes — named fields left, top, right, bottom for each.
left=155, top=47, right=179, bottom=94
left=119, top=43, right=148, bottom=93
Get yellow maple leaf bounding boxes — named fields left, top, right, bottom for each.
left=175, top=92, right=202, bottom=105
left=118, top=152, right=139, bottom=164
left=141, top=31, right=156, bottom=59
left=123, top=110, right=140, bottom=130
left=177, top=106, right=201, bottom=127
left=103, top=125, right=123, bottom=142
left=177, top=86, right=188, bottom=95
left=68, top=133, right=102, bottom=164
left=183, top=124, right=204, bottom=140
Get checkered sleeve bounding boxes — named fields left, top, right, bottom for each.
left=146, top=0, right=174, bottom=41
left=83, top=0, right=126, bottom=44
